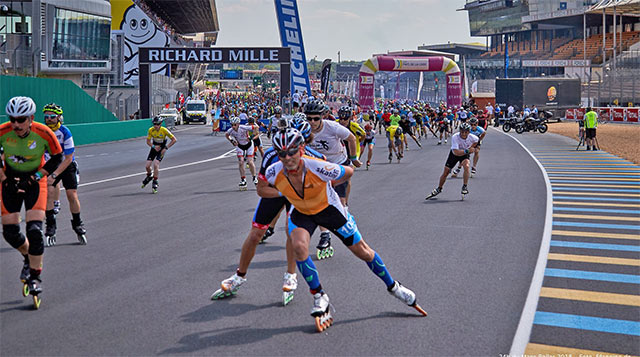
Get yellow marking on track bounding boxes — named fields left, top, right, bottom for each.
left=553, top=191, right=640, bottom=197
left=554, top=201, right=640, bottom=208
left=524, top=343, right=632, bottom=357
left=552, top=183, right=640, bottom=188
left=526, top=343, right=638, bottom=357
left=548, top=253, right=640, bottom=266
left=540, top=287, right=640, bottom=306
left=553, top=213, right=640, bottom=222
left=552, top=229, right=640, bottom=240
left=548, top=171, right=640, bottom=176
left=550, top=177, right=640, bottom=182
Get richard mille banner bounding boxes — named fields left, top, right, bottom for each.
left=274, top=0, right=312, bottom=95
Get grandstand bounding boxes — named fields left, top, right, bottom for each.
left=455, top=0, right=640, bottom=105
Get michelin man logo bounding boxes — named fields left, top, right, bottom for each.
left=121, top=5, right=169, bottom=85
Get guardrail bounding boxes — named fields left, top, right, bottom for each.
left=565, top=107, right=639, bottom=123
left=66, top=119, right=152, bottom=146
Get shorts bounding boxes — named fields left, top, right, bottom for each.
left=1, top=174, right=47, bottom=215
left=439, top=126, right=448, bottom=133
left=586, top=128, right=596, bottom=139
left=147, top=146, right=165, bottom=162
left=445, top=150, right=470, bottom=169
left=252, top=197, right=291, bottom=230
left=288, top=205, right=362, bottom=247
left=52, top=161, right=80, bottom=190
left=363, top=137, right=375, bottom=145
left=236, top=142, right=255, bottom=158
left=386, top=132, right=402, bottom=148
left=253, top=136, right=262, bottom=148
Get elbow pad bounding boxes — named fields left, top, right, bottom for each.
left=42, top=153, right=63, bottom=174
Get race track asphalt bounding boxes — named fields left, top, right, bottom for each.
left=0, top=124, right=546, bottom=356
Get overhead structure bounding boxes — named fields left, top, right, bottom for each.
left=588, top=0, right=640, bottom=14
left=358, top=56, right=462, bottom=110
left=142, top=0, right=219, bottom=34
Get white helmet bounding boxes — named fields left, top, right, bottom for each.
left=6, top=96, right=36, bottom=117
left=272, top=128, right=304, bottom=151
left=230, top=116, right=241, bottom=124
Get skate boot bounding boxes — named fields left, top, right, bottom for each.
left=388, top=281, right=427, bottom=316
left=461, top=184, right=469, bottom=200
left=444, top=139, right=447, bottom=144
left=253, top=176, right=258, bottom=185
left=316, top=231, right=334, bottom=260
left=471, top=167, right=477, bottom=177
left=210, top=273, right=246, bottom=300
left=25, top=275, right=42, bottom=309
left=437, top=141, right=442, bottom=145
left=417, top=141, right=422, bottom=148
left=141, top=175, right=152, bottom=188
left=260, top=226, right=274, bottom=244
left=45, top=217, right=57, bottom=247
left=396, top=153, right=401, bottom=163
left=151, top=180, right=159, bottom=194
left=388, top=153, right=393, bottom=163
left=282, top=272, right=297, bottom=306
left=72, top=220, right=87, bottom=245
left=366, top=161, right=370, bottom=170
left=451, top=166, right=461, bottom=178
left=19, top=257, right=30, bottom=283
left=52, top=200, right=61, bottom=215
left=425, top=187, right=442, bottom=200
left=311, top=292, right=333, bottom=332
left=239, top=178, right=247, bottom=191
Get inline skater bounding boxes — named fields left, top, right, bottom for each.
left=361, top=123, right=375, bottom=169
left=1, top=96, right=63, bottom=309
left=451, top=117, right=485, bottom=178
left=386, top=124, right=404, bottom=162
left=226, top=116, right=258, bottom=189
left=426, top=123, right=478, bottom=200
left=247, top=113, right=265, bottom=159
left=142, top=116, right=177, bottom=193
left=41, top=103, right=86, bottom=246
left=259, top=128, right=426, bottom=331
left=399, top=115, right=421, bottom=149
left=436, top=112, right=449, bottom=145
left=337, top=106, right=365, bottom=160
left=211, top=122, right=326, bottom=305
left=305, top=100, right=361, bottom=260
left=267, top=106, right=283, bottom=138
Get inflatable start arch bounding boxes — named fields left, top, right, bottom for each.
left=358, top=56, right=462, bottom=110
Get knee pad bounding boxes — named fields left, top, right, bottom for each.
left=3, top=224, right=25, bottom=249
left=26, top=221, right=44, bottom=256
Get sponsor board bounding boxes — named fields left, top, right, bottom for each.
left=612, top=108, right=625, bottom=122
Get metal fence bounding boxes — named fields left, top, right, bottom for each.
left=577, top=50, right=640, bottom=107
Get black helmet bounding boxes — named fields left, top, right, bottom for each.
left=152, top=116, right=163, bottom=125
left=338, top=106, right=352, bottom=119
left=304, top=99, right=325, bottom=115
left=469, top=117, right=478, bottom=125
left=395, top=127, right=403, bottom=136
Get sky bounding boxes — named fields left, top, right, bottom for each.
left=215, top=0, right=484, bottom=62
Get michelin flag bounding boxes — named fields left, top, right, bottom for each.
left=274, top=0, right=311, bottom=96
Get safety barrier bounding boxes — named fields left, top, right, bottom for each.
left=0, top=75, right=118, bottom=124
left=565, top=107, right=639, bottom=123
left=66, top=119, right=152, bottom=146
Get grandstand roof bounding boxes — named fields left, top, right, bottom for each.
left=418, top=43, right=486, bottom=57
left=143, top=0, right=219, bottom=35
left=589, top=0, right=640, bottom=14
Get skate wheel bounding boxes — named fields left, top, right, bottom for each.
left=78, top=235, right=87, bottom=245
left=33, top=295, right=41, bottom=309
left=328, top=247, right=334, bottom=257
left=52, top=236, right=56, bottom=246
left=22, top=284, right=29, bottom=297
left=314, top=316, right=325, bottom=332
left=283, top=291, right=294, bottom=306
left=413, top=303, right=428, bottom=317
left=316, top=249, right=323, bottom=260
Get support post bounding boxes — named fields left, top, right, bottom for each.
left=140, top=63, right=151, bottom=119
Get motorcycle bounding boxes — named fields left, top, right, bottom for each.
left=502, top=115, right=523, bottom=133
left=515, top=116, right=548, bottom=134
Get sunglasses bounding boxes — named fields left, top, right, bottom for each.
left=43, top=114, right=58, bottom=120
left=277, top=146, right=300, bottom=158
left=307, top=116, right=322, bottom=122
left=9, top=116, right=28, bottom=124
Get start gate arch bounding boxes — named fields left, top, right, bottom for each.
left=358, top=56, right=462, bottom=110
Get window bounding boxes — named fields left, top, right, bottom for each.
left=51, top=7, right=110, bottom=62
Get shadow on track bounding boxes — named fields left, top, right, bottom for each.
left=160, top=311, right=420, bottom=355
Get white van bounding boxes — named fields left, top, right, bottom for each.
left=184, top=99, right=207, bottom=124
